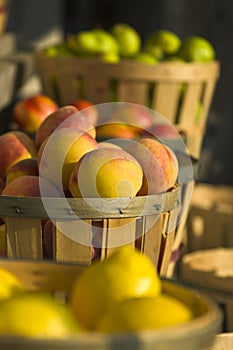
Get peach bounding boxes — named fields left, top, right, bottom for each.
left=35, top=105, right=96, bottom=148
left=123, top=137, right=178, bottom=195
left=38, top=127, right=98, bottom=191
left=143, top=123, right=181, bottom=140
left=68, top=147, right=143, bottom=199
left=109, top=103, right=154, bottom=131
left=0, top=131, right=38, bottom=179
left=96, top=122, right=138, bottom=140
left=13, top=94, right=59, bottom=134
left=5, top=158, right=39, bottom=184
left=1, top=175, right=61, bottom=197
left=70, top=99, right=99, bottom=126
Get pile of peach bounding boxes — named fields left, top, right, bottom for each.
left=0, top=95, right=179, bottom=256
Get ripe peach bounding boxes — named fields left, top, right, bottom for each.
left=123, top=138, right=178, bottom=195
left=35, top=105, right=96, bottom=148
left=1, top=175, right=61, bottom=197
left=68, top=147, right=143, bottom=199
left=109, top=103, right=154, bottom=131
left=5, top=158, right=39, bottom=184
left=0, top=131, right=38, bottom=179
left=96, top=122, right=138, bottom=140
left=70, top=99, right=99, bottom=126
left=143, top=123, right=181, bottom=140
left=38, top=128, right=98, bottom=191
left=13, top=94, right=59, bottom=134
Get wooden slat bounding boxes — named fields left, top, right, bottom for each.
left=103, top=218, right=136, bottom=258
left=178, top=83, right=203, bottom=126
left=152, top=83, right=182, bottom=124
left=6, top=217, right=43, bottom=259
left=142, top=214, right=163, bottom=268
left=117, top=81, right=149, bottom=104
left=54, top=219, right=92, bottom=264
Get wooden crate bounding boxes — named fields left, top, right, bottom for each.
left=179, top=248, right=233, bottom=332
left=185, top=183, right=233, bottom=252
left=34, top=53, right=220, bottom=158
left=0, top=258, right=222, bottom=350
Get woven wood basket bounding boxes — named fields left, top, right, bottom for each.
left=0, top=186, right=179, bottom=277
left=0, top=258, right=222, bottom=350
left=34, top=53, right=220, bottom=158
left=0, top=151, right=197, bottom=277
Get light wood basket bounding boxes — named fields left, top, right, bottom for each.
left=0, top=186, right=180, bottom=277
left=0, top=258, right=222, bottom=350
left=34, top=53, right=220, bottom=158
left=185, top=183, right=233, bottom=252
left=0, top=152, right=198, bottom=278
left=179, top=248, right=233, bottom=332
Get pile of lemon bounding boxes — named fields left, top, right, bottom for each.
left=0, top=247, right=193, bottom=338
left=45, top=23, right=216, bottom=64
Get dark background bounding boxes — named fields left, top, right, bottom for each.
left=6, top=0, right=233, bottom=186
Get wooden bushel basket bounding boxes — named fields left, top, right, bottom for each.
left=0, top=258, right=222, bottom=350
left=0, top=186, right=179, bottom=277
left=0, top=151, right=197, bottom=278
left=185, top=184, right=233, bottom=253
left=179, top=248, right=233, bottom=332
left=34, top=53, right=220, bottom=158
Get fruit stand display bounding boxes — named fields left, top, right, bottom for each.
left=34, top=25, right=220, bottom=159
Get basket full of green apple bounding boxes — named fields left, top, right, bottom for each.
left=34, top=24, right=220, bottom=159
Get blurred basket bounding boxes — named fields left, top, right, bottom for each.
left=179, top=248, right=233, bottom=332
left=185, top=183, right=233, bottom=253
left=0, top=258, right=222, bottom=350
left=34, top=53, right=220, bottom=158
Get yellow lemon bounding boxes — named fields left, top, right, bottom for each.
left=70, top=247, right=161, bottom=329
left=0, top=292, right=82, bottom=338
left=96, top=294, right=193, bottom=333
left=0, top=266, right=25, bottom=300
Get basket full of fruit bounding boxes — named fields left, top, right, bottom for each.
left=34, top=24, right=220, bottom=158
left=0, top=99, right=197, bottom=277
left=0, top=247, right=222, bottom=349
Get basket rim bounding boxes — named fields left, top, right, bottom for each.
left=34, top=51, right=220, bottom=81
left=0, top=185, right=180, bottom=220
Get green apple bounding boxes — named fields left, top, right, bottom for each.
left=177, top=35, right=215, bottom=62
left=145, top=29, right=181, bottom=59
left=111, top=23, right=141, bottom=58
left=134, top=51, right=158, bottom=65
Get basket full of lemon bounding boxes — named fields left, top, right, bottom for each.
left=0, top=247, right=222, bottom=349
left=34, top=24, right=220, bottom=158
